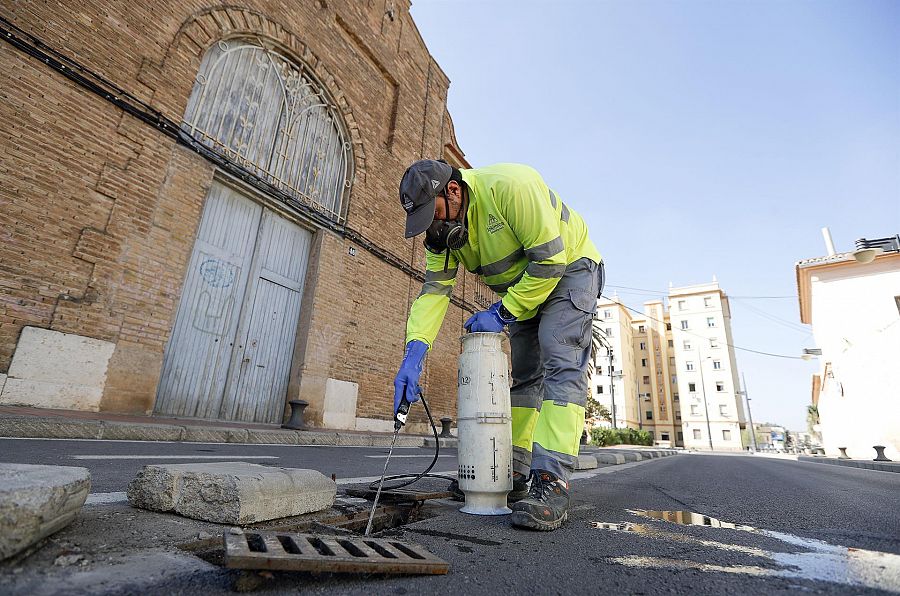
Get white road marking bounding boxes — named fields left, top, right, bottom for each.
left=85, top=492, right=127, bottom=504
left=0, top=437, right=423, bottom=448
left=363, top=455, right=454, bottom=459
left=70, top=455, right=279, bottom=460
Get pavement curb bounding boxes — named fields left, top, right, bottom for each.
left=799, top=455, right=899, bottom=473
left=0, top=416, right=427, bottom=448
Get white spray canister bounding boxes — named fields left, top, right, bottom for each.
left=456, top=332, right=513, bottom=515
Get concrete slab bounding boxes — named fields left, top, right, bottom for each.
left=100, top=422, right=183, bottom=442
left=126, top=462, right=336, bottom=524
left=0, top=463, right=91, bottom=560
left=575, top=455, right=598, bottom=470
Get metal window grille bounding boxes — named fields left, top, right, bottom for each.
left=472, top=277, right=494, bottom=310
left=183, top=39, right=352, bottom=223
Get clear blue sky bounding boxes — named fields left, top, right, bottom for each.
left=410, top=0, right=900, bottom=430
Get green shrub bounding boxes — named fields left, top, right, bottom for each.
left=590, top=427, right=653, bottom=447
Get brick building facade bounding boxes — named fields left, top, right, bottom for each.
left=0, top=1, right=489, bottom=430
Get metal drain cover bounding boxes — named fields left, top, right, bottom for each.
left=224, top=530, right=449, bottom=575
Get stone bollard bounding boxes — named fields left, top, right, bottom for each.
left=282, top=400, right=309, bottom=430
left=873, top=445, right=892, bottom=462
left=837, top=447, right=851, bottom=459
left=439, top=417, right=453, bottom=438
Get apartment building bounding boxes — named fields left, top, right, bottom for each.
left=639, top=301, right=682, bottom=447
left=591, top=298, right=639, bottom=429
left=591, top=280, right=746, bottom=450
left=669, top=280, right=746, bottom=451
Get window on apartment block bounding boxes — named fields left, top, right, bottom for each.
left=688, top=382, right=696, bottom=392
left=690, top=405, right=698, bottom=415
left=685, top=361, right=694, bottom=371
left=713, top=360, right=722, bottom=370
left=661, top=433, right=670, bottom=441
left=638, top=325, right=645, bottom=333
left=675, top=411, right=682, bottom=420
left=646, top=410, right=653, bottom=420
left=666, top=322, right=672, bottom=331
left=678, top=300, right=686, bottom=311
left=674, top=393, right=680, bottom=401
left=671, top=375, right=678, bottom=385
left=710, top=337, right=719, bottom=348
left=603, top=309, right=611, bottom=319
left=683, top=340, right=692, bottom=350
left=677, top=431, right=684, bottom=442
left=706, top=317, right=716, bottom=328
left=693, top=429, right=701, bottom=440
left=640, top=342, right=646, bottom=350
left=668, top=339, right=674, bottom=348
left=643, top=375, right=650, bottom=384
left=641, top=358, right=648, bottom=367
left=606, top=327, right=613, bottom=337
left=704, top=297, right=712, bottom=308
left=669, top=357, right=676, bottom=366
left=719, top=404, right=728, bottom=416
left=681, top=319, right=689, bottom=330
left=722, top=429, right=732, bottom=441
left=596, top=385, right=603, bottom=394
left=716, top=381, right=725, bottom=392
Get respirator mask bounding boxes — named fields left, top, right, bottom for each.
left=424, top=191, right=468, bottom=253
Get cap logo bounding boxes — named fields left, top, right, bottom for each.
left=431, top=179, right=440, bottom=189
left=402, top=199, right=413, bottom=211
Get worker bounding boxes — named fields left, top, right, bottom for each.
left=393, top=160, right=604, bottom=531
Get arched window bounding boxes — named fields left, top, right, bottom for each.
left=183, top=39, right=352, bottom=222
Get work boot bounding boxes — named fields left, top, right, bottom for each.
left=448, top=472, right=528, bottom=502
left=510, top=470, right=570, bottom=531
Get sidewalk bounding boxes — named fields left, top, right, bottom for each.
left=0, top=405, right=426, bottom=448
left=799, top=454, right=899, bottom=473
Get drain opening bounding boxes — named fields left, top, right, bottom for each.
left=391, top=542, right=426, bottom=560
left=246, top=533, right=266, bottom=553
left=307, top=537, right=334, bottom=556
left=278, top=535, right=301, bottom=554
left=337, top=539, right=367, bottom=557
left=364, top=540, right=398, bottom=558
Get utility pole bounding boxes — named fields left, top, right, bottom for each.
left=608, top=345, right=617, bottom=429
left=697, top=350, right=714, bottom=451
left=741, top=372, right=758, bottom=452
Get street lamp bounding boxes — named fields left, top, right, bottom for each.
left=737, top=373, right=757, bottom=453
left=801, top=348, right=822, bottom=362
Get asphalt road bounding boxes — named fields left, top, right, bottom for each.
left=165, top=452, right=897, bottom=595
left=0, top=438, right=458, bottom=492
left=3, top=448, right=899, bottom=594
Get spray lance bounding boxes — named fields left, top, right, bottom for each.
left=364, top=395, right=411, bottom=536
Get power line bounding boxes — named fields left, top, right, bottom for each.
left=729, top=298, right=810, bottom=334
left=601, top=294, right=804, bottom=360
left=605, top=284, right=796, bottom=300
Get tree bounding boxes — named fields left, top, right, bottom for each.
left=586, top=397, right=612, bottom=423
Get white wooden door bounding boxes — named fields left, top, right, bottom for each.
left=155, top=182, right=312, bottom=423
left=219, top=210, right=312, bottom=422
left=155, top=182, right=261, bottom=418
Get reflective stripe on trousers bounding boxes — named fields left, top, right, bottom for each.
left=509, top=258, right=602, bottom=481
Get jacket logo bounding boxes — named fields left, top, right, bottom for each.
left=431, top=179, right=440, bottom=189
left=487, top=214, right=504, bottom=234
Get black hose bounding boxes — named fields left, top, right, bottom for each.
left=368, top=391, right=454, bottom=491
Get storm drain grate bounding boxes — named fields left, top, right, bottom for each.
left=224, top=530, right=449, bottom=575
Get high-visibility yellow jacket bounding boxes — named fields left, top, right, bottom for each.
left=406, top=163, right=602, bottom=348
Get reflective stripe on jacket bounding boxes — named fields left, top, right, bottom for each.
left=406, top=163, right=602, bottom=348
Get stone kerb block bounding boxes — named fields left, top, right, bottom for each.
left=127, top=462, right=335, bottom=524
left=575, top=455, right=598, bottom=470
left=596, top=452, right=626, bottom=465
left=0, top=463, right=91, bottom=560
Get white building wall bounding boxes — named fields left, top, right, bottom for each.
left=806, top=256, right=900, bottom=460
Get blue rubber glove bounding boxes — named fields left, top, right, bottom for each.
left=393, top=340, right=428, bottom=416
left=464, top=301, right=514, bottom=333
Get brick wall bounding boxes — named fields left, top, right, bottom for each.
left=0, top=0, right=477, bottom=423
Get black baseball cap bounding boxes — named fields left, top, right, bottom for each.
left=399, top=159, right=452, bottom=238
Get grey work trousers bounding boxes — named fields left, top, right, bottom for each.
left=509, top=257, right=603, bottom=481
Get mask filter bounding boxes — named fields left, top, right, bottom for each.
left=424, top=193, right=468, bottom=252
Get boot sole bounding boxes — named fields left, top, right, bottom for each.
left=510, top=510, right=568, bottom=531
